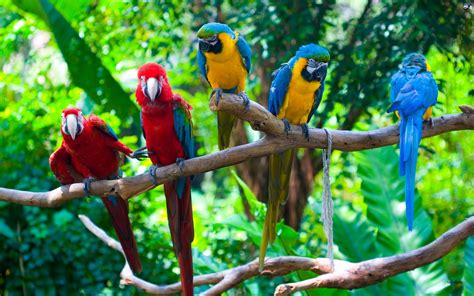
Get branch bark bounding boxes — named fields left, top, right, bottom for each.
left=78, top=214, right=474, bottom=295
left=0, top=95, right=472, bottom=206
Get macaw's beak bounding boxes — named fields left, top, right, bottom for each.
left=65, top=114, right=79, bottom=140
left=198, top=39, right=211, bottom=52
left=146, top=77, right=161, bottom=101
left=313, top=62, right=328, bottom=81
left=199, top=35, right=218, bottom=52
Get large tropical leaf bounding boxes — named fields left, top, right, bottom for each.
left=463, top=237, right=474, bottom=295
left=332, top=204, right=387, bottom=296
left=12, top=0, right=138, bottom=121
left=355, top=146, right=450, bottom=295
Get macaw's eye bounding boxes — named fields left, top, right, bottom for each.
left=140, top=76, right=147, bottom=97
left=206, top=35, right=218, bottom=45
left=306, top=59, right=317, bottom=74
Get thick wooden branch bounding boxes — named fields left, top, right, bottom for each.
left=79, top=214, right=473, bottom=295
left=0, top=96, right=472, bottom=206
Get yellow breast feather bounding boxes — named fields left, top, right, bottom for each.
left=278, top=58, right=321, bottom=124
left=204, top=33, right=247, bottom=91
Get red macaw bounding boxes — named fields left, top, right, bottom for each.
left=135, top=63, right=195, bottom=295
left=49, top=107, right=142, bottom=273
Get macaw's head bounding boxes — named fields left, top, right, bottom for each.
left=197, top=22, right=235, bottom=54
left=402, top=53, right=429, bottom=72
left=61, top=107, right=84, bottom=140
left=295, top=44, right=330, bottom=82
left=136, top=63, right=173, bottom=106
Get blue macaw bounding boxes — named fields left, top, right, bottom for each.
left=197, top=22, right=252, bottom=150
left=387, top=53, right=438, bottom=231
left=260, top=44, right=330, bottom=270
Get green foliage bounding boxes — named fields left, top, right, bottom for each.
left=0, top=0, right=472, bottom=294
left=12, top=0, right=138, bottom=121
left=463, top=237, right=474, bottom=296
left=355, top=147, right=450, bottom=295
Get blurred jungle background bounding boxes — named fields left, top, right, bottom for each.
left=1, top=0, right=473, bottom=295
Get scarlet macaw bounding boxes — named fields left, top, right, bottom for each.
left=197, top=22, right=252, bottom=150
left=260, top=44, right=330, bottom=270
left=49, top=107, right=142, bottom=273
left=387, top=53, right=438, bottom=231
left=135, top=63, right=195, bottom=295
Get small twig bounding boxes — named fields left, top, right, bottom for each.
left=78, top=214, right=474, bottom=295
left=1, top=97, right=472, bottom=206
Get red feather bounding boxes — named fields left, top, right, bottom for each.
left=50, top=108, right=142, bottom=273
left=137, top=63, right=195, bottom=295
left=164, top=180, right=194, bottom=296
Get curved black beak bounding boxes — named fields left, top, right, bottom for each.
left=313, top=62, right=328, bottom=81
left=199, top=39, right=211, bottom=52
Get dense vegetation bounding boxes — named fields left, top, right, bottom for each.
left=0, top=0, right=472, bottom=294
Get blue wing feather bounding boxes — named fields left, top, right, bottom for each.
left=268, top=63, right=292, bottom=116
left=89, top=115, right=119, bottom=141
left=388, top=72, right=438, bottom=116
left=172, top=98, right=195, bottom=199
left=173, top=100, right=195, bottom=160
left=236, top=35, right=252, bottom=73
left=197, top=50, right=209, bottom=83
left=390, top=71, right=408, bottom=103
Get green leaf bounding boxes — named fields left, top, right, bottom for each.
left=0, top=218, right=14, bottom=238
left=332, top=204, right=384, bottom=296
left=232, top=170, right=264, bottom=212
left=463, top=237, right=474, bottom=296
left=12, top=0, right=138, bottom=121
left=218, top=214, right=262, bottom=245
left=355, top=146, right=450, bottom=295
left=333, top=204, right=377, bottom=262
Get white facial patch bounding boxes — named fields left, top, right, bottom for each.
left=62, top=112, right=84, bottom=140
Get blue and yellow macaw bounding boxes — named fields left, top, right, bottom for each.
left=260, top=44, right=330, bottom=270
left=197, top=22, right=252, bottom=150
left=387, top=53, right=438, bottom=231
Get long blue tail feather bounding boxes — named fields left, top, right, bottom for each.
left=401, top=112, right=423, bottom=231
left=399, top=118, right=406, bottom=176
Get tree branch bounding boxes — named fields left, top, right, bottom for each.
left=0, top=95, right=472, bottom=206
left=78, top=214, right=473, bottom=295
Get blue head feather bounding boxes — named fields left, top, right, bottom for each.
left=295, top=44, right=330, bottom=61
left=197, top=22, right=235, bottom=39
left=402, top=53, right=427, bottom=70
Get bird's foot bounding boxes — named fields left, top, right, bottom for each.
left=427, top=117, right=434, bottom=127
left=282, top=119, right=291, bottom=136
left=130, top=146, right=153, bottom=160
left=83, top=177, right=96, bottom=196
left=176, top=158, right=185, bottom=172
left=300, top=123, right=310, bottom=141
left=238, top=91, right=250, bottom=112
left=148, top=165, right=160, bottom=185
left=211, top=88, right=223, bottom=106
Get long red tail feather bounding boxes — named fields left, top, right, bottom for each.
left=164, top=179, right=194, bottom=296
left=101, top=195, right=142, bottom=273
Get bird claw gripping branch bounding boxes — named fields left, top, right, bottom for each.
left=211, top=88, right=223, bottom=106
left=83, top=177, right=96, bottom=197
left=282, top=119, right=291, bottom=136
left=301, top=123, right=310, bottom=141
left=148, top=165, right=160, bottom=185
left=238, top=91, right=251, bottom=112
